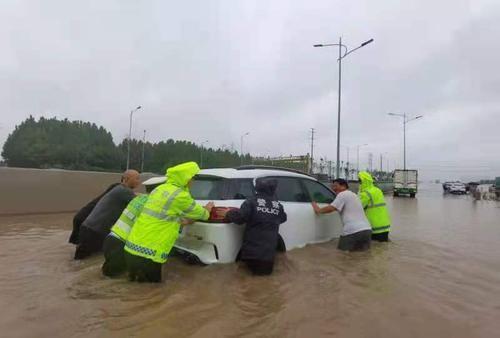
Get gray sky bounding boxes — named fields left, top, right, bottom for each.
left=1, top=0, right=499, bottom=181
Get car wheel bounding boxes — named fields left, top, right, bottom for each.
left=185, top=253, right=206, bottom=266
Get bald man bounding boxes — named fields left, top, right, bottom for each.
left=74, top=170, right=141, bottom=260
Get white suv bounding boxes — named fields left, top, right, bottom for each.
left=169, top=166, right=343, bottom=264
left=449, top=182, right=467, bottom=195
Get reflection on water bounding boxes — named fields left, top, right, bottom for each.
left=1, top=184, right=500, bottom=337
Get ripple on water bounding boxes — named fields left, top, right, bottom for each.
left=1, top=189, right=500, bottom=338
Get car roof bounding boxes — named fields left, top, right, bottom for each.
left=142, top=176, right=166, bottom=185
left=198, top=168, right=317, bottom=181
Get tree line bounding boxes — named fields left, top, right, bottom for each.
left=1, top=116, right=259, bottom=173
left=3, top=116, right=388, bottom=179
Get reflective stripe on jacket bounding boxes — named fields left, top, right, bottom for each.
left=110, top=194, right=148, bottom=241
left=125, top=162, right=210, bottom=263
left=358, top=171, right=391, bottom=234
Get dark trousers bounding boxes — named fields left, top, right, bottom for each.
left=124, top=251, right=162, bottom=283
left=102, top=235, right=126, bottom=277
left=74, top=226, right=107, bottom=260
left=372, top=232, right=390, bottom=242
left=69, top=210, right=88, bottom=244
left=243, top=259, right=274, bottom=276
left=338, top=229, right=372, bottom=252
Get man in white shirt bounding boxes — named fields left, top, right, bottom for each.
left=312, top=179, right=372, bottom=251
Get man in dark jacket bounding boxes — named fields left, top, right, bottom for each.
left=223, top=178, right=287, bottom=275
left=74, top=170, right=141, bottom=260
left=69, top=182, right=120, bottom=244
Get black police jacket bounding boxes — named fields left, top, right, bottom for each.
left=226, top=192, right=287, bottom=262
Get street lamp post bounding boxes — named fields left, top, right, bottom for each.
left=127, top=105, right=142, bottom=170
left=240, top=132, right=249, bottom=165
left=388, top=113, right=423, bottom=170
left=141, top=129, right=146, bottom=172
left=200, top=140, right=209, bottom=168
left=314, top=37, right=374, bottom=178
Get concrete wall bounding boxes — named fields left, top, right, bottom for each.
left=0, top=168, right=152, bottom=215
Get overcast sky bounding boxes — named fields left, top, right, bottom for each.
left=1, top=0, right=499, bottom=180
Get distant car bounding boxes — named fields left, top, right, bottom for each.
left=443, top=182, right=453, bottom=192
left=142, top=176, right=167, bottom=192
left=161, top=166, right=343, bottom=265
left=448, top=182, right=467, bottom=195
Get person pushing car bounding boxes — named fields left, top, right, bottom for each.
left=221, top=178, right=287, bottom=275
left=124, top=162, right=213, bottom=283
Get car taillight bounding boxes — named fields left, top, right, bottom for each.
left=208, top=207, right=238, bottom=223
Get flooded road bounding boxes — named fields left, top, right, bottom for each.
left=1, top=183, right=500, bottom=338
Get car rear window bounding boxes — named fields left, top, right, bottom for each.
left=190, top=176, right=225, bottom=200
left=225, top=179, right=255, bottom=200
left=190, top=176, right=254, bottom=200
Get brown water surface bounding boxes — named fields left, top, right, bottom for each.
left=1, top=183, right=500, bottom=337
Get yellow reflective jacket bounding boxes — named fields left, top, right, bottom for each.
left=358, top=171, right=391, bottom=234
left=125, top=162, right=210, bottom=263
left=110, top=194, right=148, bottom=242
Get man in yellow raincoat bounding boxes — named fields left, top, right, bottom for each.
left=124, top=162, right=214, bottom=282
left=358, top=171, right=392, bottom=242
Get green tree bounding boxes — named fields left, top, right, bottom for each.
left=2, top=116, right=120, bottom=171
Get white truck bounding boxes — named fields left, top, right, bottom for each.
left=393, top=169, right=418, bottom=198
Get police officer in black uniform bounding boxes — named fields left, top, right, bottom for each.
left=223, top=178, right=287, bottom=275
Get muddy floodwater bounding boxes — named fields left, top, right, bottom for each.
left=1, top=183, right=500, bottom=337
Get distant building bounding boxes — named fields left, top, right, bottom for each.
left=252, top=155, right=310, bottom=174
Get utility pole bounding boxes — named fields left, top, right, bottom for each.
left=310, top=128, right=315, bottom=174
left=319, top=158, right=325, bottom=174
left=380, top=153, right=383, bottom=172
left=368, top=153, right=373, bottom=172
left=141, top=129, right=146, bottom=172
left=346, top=146, right=350, bottom=179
